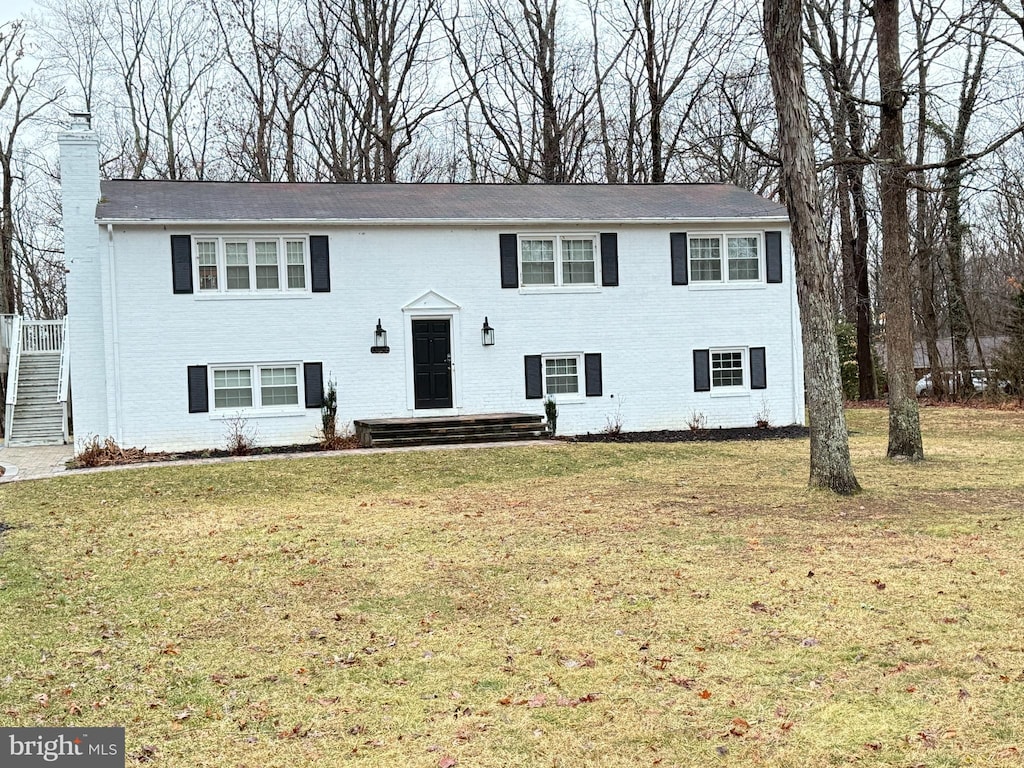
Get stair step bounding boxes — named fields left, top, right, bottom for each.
left=370, top=431, right=546, bottom=448
left=353, top=413, right=548, bottom=448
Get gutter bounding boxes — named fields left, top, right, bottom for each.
left=93, top=216, right=792, bottom=227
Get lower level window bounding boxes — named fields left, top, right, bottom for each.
left=712, top=350, right=744, bottom=388
left=260, top=367, right=298, bottom=405
left=213, top=364, right=299, bottom=409
left=545, top=356, right=580, bottom=395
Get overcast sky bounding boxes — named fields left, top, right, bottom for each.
left=2, top=0, right=40, bottom=25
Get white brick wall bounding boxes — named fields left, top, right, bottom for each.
left=64, top=219, right=804, bottom=451
left=60, top=137, right=803, bottom=451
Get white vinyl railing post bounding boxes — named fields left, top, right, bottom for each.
left=4, top=315, right=23, bottom=443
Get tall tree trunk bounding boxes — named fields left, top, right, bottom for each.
left=911, top=1, right=944, bottom=399
left=875, top=0, right=923, bottom=460
left=764, top=0, right=860, bottom=494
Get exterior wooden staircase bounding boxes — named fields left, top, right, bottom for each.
left=3, top=316, right=69, bottom=446
left=354, top=413, right=548, bottom=448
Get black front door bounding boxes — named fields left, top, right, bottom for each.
left=412, top=319, right=453, bottom=409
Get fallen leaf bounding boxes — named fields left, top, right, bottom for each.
left=438, top=756, right=457, bottom=768
left=527, top=693, right=547, bottom=708
left=699, top=689, right=712, bottom=700
left=730, top=718, right=750, bottom=737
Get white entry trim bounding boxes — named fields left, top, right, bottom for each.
left=402, top=290, right=463, bottom=414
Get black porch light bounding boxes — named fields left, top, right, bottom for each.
left=481, top=317, right=495, bottom=346
left=371, top=318, right=390, bottom=353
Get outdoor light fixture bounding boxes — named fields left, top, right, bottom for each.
left=371, top=319, right=390, bottom=353
left=481, top=317, right=495, bottom=346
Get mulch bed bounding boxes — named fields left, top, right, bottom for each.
left=569, top=425, right=809, bottom=443
left=67, top=440, right=344, bottom=470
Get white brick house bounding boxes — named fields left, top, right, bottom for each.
left=59, top=117, right=804, bottom=452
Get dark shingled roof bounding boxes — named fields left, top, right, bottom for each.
left=96, top=181, right=788, bottom=223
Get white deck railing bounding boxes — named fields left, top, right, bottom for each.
left=57, top=316, right=71, bottom=405
left=21, top=319, right=65, bottom=354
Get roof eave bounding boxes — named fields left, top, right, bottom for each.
left=94, top=215, right=791, bottom=226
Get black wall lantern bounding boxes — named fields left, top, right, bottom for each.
left=481, top=317, right=495, bottom=346
left=371, top=318, right=390, bottom=353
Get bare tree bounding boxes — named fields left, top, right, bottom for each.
left=805, top=0, right=877, bottom=400
left=445, top=0, right=596, bottom=182
left=1, top=21, right=63, bottom=316
left=318, top=0, right=452, bottom=182
left=875, top=0, right=923, bottom=460
left=764, top=0, right=860, bottom=493
left=212, top=0, right=321, bottom=181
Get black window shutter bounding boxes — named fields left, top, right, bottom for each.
left=750, top=347, right=767, bottom=389
left=500, top=233, right=519, bottom=289
left=766, top=231, right=783, bottom=283
left=304, top=362, right=324, bottom=408
left=525, top=355, right=543, bottom=399
left=693, top=349, right=711, bottom=392
left=310, top=235, right=331, bottom=292
left=600, top=233, right=618, bottom=287
left=171, top=235, right=193, bottom=294
left=584, top=353, right=603, bottom=396
left=671, top=232, right=688, bottom=285
left=187, top=365, right=208, bottom=413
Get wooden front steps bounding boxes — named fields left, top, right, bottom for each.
left=353, top=412, right=548, bottom=448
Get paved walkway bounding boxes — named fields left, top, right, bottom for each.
left=0, top=444, right=75, bottom=482
left=0, top=439, right=556, bottom=483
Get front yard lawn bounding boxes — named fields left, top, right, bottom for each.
left=1, top=407, right=1022, bottom=766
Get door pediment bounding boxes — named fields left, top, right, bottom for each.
left=402, top=290, right=461, bottom=313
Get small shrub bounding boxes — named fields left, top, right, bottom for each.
left=224, top=414, right=258, bottom=456
left=603, top=399, right=624, bottom=435
left=544, top=397, right=558, bottom=436
left=318, top=377, right=351, bottom=449
left=755, top=397, right=773, bottom=429
left=687, top=410, right=708, bottom=432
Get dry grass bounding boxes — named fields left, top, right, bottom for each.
left=1, top=407, right=1022, bottom=767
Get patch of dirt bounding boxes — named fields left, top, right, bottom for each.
left=569, top=425, right=809, bottom=443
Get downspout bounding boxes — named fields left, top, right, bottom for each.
left=107, top=224, right=124, bottom=443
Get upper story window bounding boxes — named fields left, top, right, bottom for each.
left=194, top=236, right=309, bottom=294
left=520, top=235, right=598, bottom=287
left=690, top=233, right=762, bottom=284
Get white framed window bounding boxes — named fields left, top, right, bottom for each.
left=212, top=363, right=300, bottom=410
left=540, top=353, right=585, bottom=401
left=690, top=233, right=762, bottom=284
left=195, top=236, right=310, bottom=294
left=520, top=235, right=598, bottom=288
left=196, top=240, right=218, bottom=290
left=286, top=241, right=306, bottom=289
left=711, top=349, right=745, bottom=390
